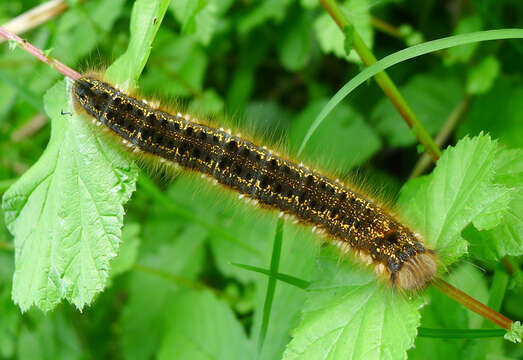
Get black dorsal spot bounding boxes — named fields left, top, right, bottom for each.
left=192, top=147, right=201, bottom=159
left=241, top=148, right=250, bottom=157
left=305, top=175, right=314, bottom=186
left=186, top=126, right=194, bottom=136
left=260, top=176, right=270, bottom=189
left=226, top=140, right=238, bottom=153
left=233, top=164, right=242, bottom=176
left=269, top=159, right=278, bottom=169
left=383, top=231, right=400, bottom=246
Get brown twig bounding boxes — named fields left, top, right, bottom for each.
left=432, top=277, right=514, bottom=330
left=0, top=26, right=80, bottom=79
left=409, top=95, right=470, bottom=178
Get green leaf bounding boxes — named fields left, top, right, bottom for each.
left=17, top=309, right=84, bottom=360
left=397, top=134, right=511, bottom=266
left=505, top=321, right=522, bottom=344
left=1, top=0, right=169, bottom=312
left=157, top=290, right=254, bottom=360
left=188, top=89, right=224, bottom=116
left=444, top=15, right=483, bottom=65
left=170, top=0, right=207, bottom=32
left=106, top=0, right=171, bottom=85
left=140, top=31, right=208, bottom=98
left=343, top=25, right=355, bottom=55
left=53, top=0, right=126, bottom=65
left=238, top=0, right=294, bottom=35
left=314, top=0, right=373, bottom=63
left=458, top=78, right=523, bottom=148
left=466, top=56, right=500, bottom=95
left=277, top=11, right=313, bottom=71
left=120, top=225, right=207, bottom=360
left=110, top=223, right=141, bottom=277
left=371, top=73, right=464, bottom=147
left=1, top=81, right=137, bottom=311
left=290, top=99, right=381, bottom=170
left=283, top=254, right=424, bottom=360
left=465, top=149, right=523, bottom=261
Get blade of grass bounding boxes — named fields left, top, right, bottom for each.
left=231, top=262, right=310, bottom=289
left=257, top=218, right=284, bottom=353
left=298, top=29, right=523, bottom=156
left=418, top=328, right=505, bottom=339
left=320, top=0, right=441, bottom=161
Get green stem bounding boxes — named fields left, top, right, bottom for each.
left=432, top=277, right=513, bottom=330
left=319, top=0, right=442, bottom=161
left=258, top=219, right=284, bottom=353
left=418, top=327, right=505, bottom=339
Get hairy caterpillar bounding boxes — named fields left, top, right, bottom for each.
left=71, top=74, right=438, bottom=291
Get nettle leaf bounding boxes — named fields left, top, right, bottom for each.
left=1, top=0, right=170, bottom=311
left=314, top=0, right=373, bottom=63
left=465, top=149, right=523, bottom=261
left=397, top=134, right=511, bottom=266
left=157, top=290, right=255, bottom=360
left=2, top=81, right=137, bottom=312
left=283, top=255, right=424, bottom=360
left=371, top=73, right=464, bottom=147
left=110, top=223, right=141, bottom=278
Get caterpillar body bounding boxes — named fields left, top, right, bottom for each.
left=72, top=75, right=438, bottom=291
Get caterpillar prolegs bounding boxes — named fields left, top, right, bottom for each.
left=71, top=75, right=438, bottom=291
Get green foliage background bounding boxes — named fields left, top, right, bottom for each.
left=0, top=0, right=522, bottom=359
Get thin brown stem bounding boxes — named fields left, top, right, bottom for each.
left=410, top=95, right=470, bottom=178
left=432, top=277, right=513, bottom=330
left=0, top=26, right=80, bottom=79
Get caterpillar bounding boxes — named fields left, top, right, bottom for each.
left=71, top=74, right=438, bottom=291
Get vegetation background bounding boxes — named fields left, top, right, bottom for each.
left=0, top=0, right=522, bottom=359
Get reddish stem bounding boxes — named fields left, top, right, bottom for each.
left=0, top=26, right=80, bottom=79
left=432, top=277, right=513, bottom=330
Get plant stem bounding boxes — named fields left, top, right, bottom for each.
left=409, top=95, right=470, bottom=178
left=319, top=0, right=442, bottom=162
left=258, top=219, right=284, bottom=353
left=432, top=277, right=513, bottom=330
left=418, top=327, right=505, bottom=338
left=0, top=26, right=80, bottom=79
